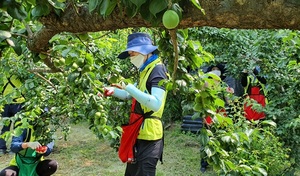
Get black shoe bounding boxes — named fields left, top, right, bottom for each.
left=200, top=166, right=206, bottom=173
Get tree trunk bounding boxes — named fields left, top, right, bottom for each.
left=27, top=0, right=300, bottom=53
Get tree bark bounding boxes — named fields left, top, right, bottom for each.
left=27, top=0, right=300, bottom=53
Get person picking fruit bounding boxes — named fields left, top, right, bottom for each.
left=0, top=112, right=58, bottom=176
left=103, top=32, right=169, bottom=176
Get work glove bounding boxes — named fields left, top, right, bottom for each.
left=27, top=141, right=41, bottom=150
left=103, top=87, right=114, bottom=96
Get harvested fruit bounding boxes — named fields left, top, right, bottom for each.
left=36, top=146, right=47, bottom=153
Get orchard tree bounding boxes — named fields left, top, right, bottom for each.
left=1, top=0, right=300, bottom=56
left=0, top=0, right=299, bottom=175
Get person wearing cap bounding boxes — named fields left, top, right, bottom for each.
left=205, top=64, right=234, bottom=94
left=0, top=108, right=58, bottom=176
left=103, top=32, right=169, bottom=176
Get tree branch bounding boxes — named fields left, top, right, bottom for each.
left=27, top=0, right=300, bottom=54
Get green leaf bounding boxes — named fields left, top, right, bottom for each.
left=221, top=135, right=231, bottom=143
left=100, top=0, right=117, bottom=17
left=67, top=72, right=80, bottom=83
left=129, top=0, right=147, bottom=9
left=171, top=3, right=183, bottom=21
left=13, top=44, right=22, bottom=56
left=0, top=30, right=11, bottom=39
left=191, top=55, right=202, bottom=68
left=245, top=129, right=254, bottom=137
left=104, top=0, right=117, bottom=17
left=257, top=167, right=268, bottom=176
left=61, top=47, right=72, bottom=57
left=99, top=0, right=109, bottom=16
left=6, top=38, right=15, bottom=47
left=149, top=0, right=168, bottom=17
left=261, top=120, right=277, bottom=127
left=14, top=127, right=23, bottom=137
left=199, top=128, right=209, bottom=145
left=214, top=97, right=225, bottom=107
left=125, top=4, right=138, bottom=18
left=139, top=1, right=152, bottom=21
left=89, top=0, right=100, bottom=13
left=193, top=102, right=203, bottom=111
left=7, top=4, right=27, bottom=21
left=31, top=4, right=51, bottom=17
left=48, top=0, right=66, bottom=11
left=190, top=0, right=205, bottom=14
left=205, top=146, right=215, bottom=157
left=224, top=160, right=236, bottom=170
left=27, top=0, right=36, bottom=5
left=178, top=29, right=189, bottom=40
left=85, top=53, right=94, bottom=65
left=239, top=164, right=252, bottom=171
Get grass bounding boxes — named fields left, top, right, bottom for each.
left=0, top=122, right=217, bottom=176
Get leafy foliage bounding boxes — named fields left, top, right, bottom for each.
left=0, top=0, right=299, bottom=175
left=190, top=27, right=300, bottom=167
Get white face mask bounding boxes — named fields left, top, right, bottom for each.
left=210, top=70, right=221, bottom=77
left=130, top=54, right=145, bottom=68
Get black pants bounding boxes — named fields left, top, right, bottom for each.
left=125, top=157, right=158, bottom=176
left=125, top=139, right=163, bottom=176
left=201, top=159, right=208, bottom=169
left=0, top=159, right=58, bottom=176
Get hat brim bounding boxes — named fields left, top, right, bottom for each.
left=118, top=45, right=158, bottom=59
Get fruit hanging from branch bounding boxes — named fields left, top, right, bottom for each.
left=162, top=10, right=180, bottom=29
left=162, top=3, right=182, bottom=87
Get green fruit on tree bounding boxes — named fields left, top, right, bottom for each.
left=82, top=65, right=92, bottom=73
left=71, top=62, right=79, bottom=70
left=59, top=58, right=65, bottom=65
left=100, top=117, right=107, bottom=125
left=95, top=112, right=102, bottom=118
left=39, top=53, right=47, bottom=60
left=76, top=58, right=85, bottom=67
left=54, top=60, right=60, bottom=67
left=162, top=10, right=180, bottom=29
left=94, top=118, right=100, bottom=125
left=78, top=33, right=89, bottom=40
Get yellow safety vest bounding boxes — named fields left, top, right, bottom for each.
left=2, top=75, right=25, bottom=103
left=137, top=58, right=168, bottom=140
left=10, top=128, right=44, bottom=167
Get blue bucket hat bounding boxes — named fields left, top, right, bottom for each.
left=118, top=32, right=158, bottom=59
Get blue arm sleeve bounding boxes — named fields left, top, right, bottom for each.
left=125, top=84, right=165, bottom=112
left=44, top=141, right=54, bottom=156
left=112, top=87, right=132, bottom=100
left=10, top=129, right=27, bottom=153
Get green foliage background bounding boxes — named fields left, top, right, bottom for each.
left=0, top=0, right=300, bottom=175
